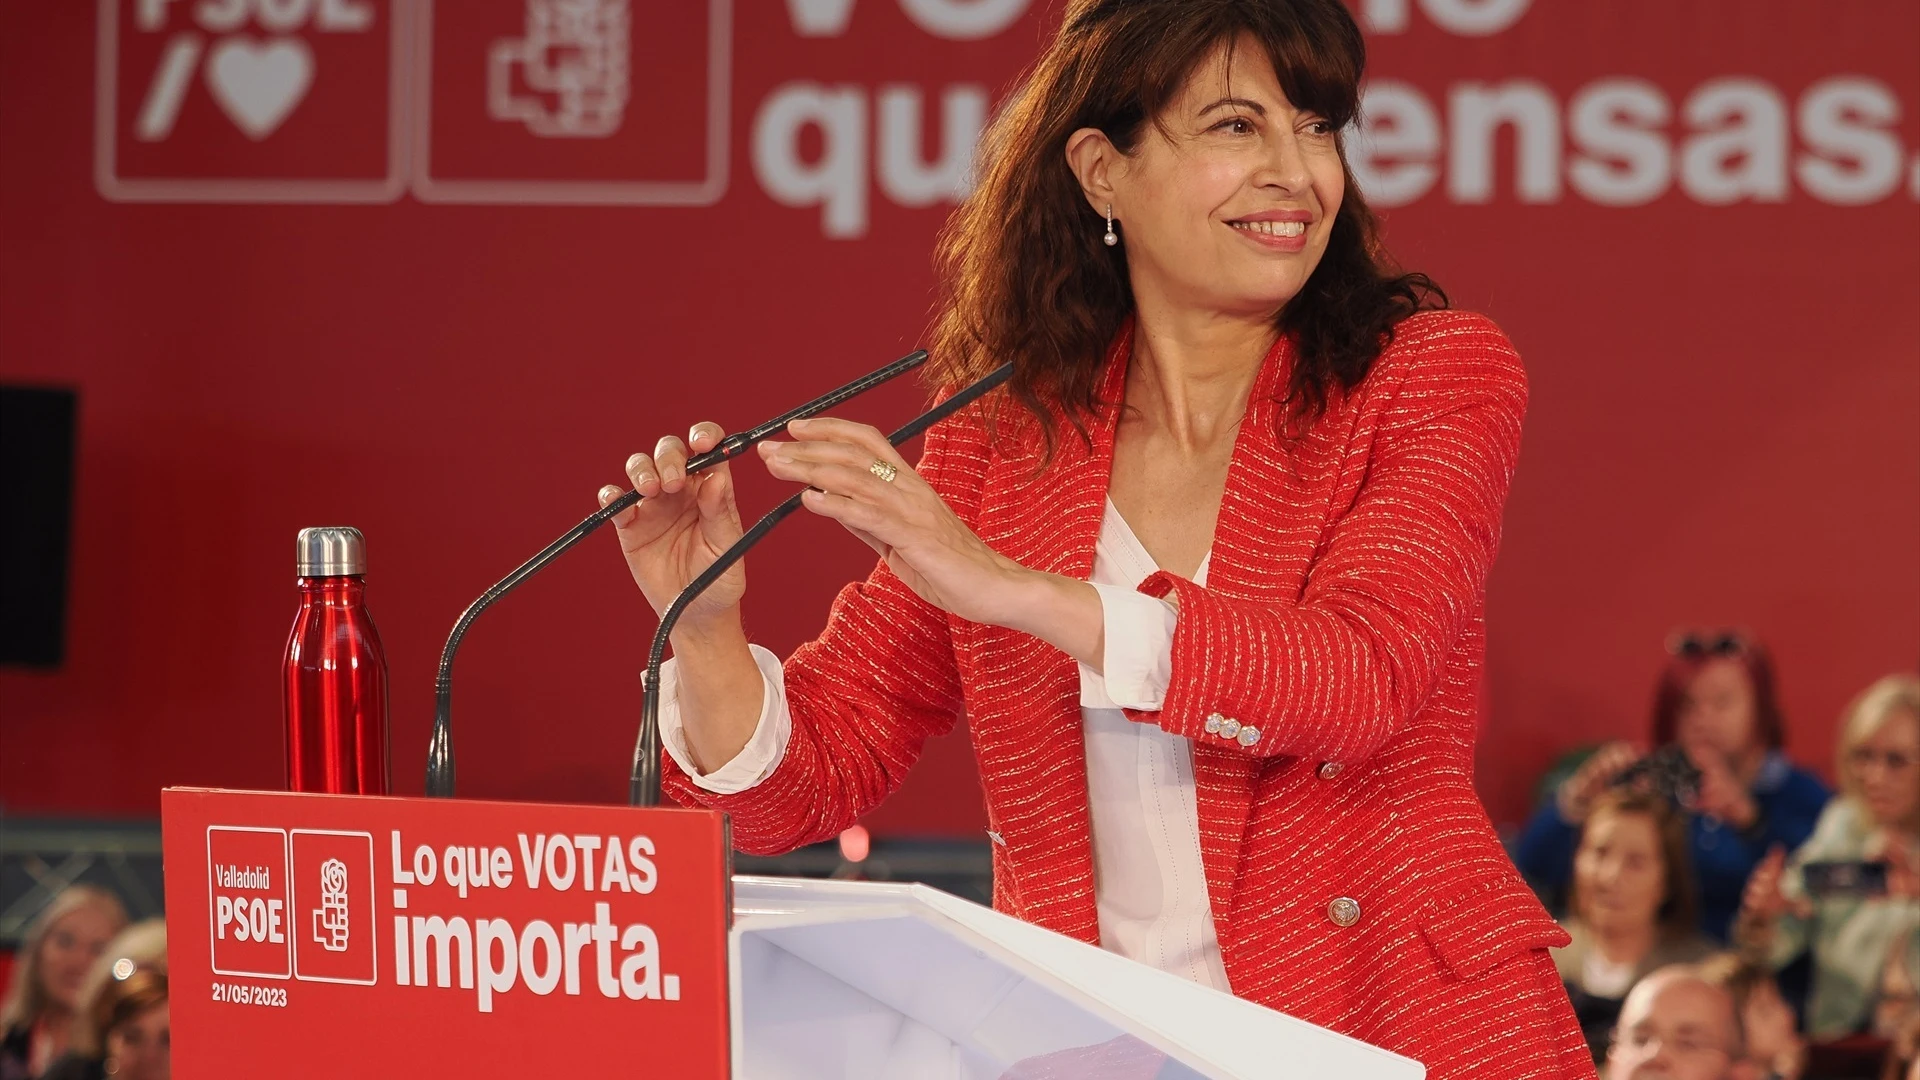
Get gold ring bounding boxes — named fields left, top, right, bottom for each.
left=869, top=460, right=898, bottom=483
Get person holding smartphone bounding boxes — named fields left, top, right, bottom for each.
left=1518, top=632, right=1832, bottom=942
left=1737, top=673, right=1920, bottom=1040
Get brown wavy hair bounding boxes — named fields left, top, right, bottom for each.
left=928, top=0, right=1446, bottom=453
left=71, top=968, right=167, bottom=1058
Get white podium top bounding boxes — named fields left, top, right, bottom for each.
left=729, top=875, right=1424, bottom=1080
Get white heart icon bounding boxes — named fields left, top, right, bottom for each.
left=206, top=36, right=314, bottom=141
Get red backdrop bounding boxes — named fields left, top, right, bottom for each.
left=3, top=0, right=1916, bottom=835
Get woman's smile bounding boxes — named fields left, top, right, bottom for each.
left=1226, top=209, right=1314, bottom=252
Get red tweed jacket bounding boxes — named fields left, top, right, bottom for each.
left=664, top=310, right=1596, bottom=1078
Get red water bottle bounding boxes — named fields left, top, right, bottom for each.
left=283, top=527, right=390, bottom=794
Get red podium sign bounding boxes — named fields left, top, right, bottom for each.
left=162, top=788, right=731, bottom=1077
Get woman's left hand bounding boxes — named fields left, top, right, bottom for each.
left=758, top=418, right=1033, bottom=625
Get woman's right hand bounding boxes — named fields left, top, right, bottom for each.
left=1737, top=845, right=1813, bottom=943
left=1556, top=741, right=1643, bottom=822
left=597, top=422, right=747, bottom=638
left=1741, top=846, right=1792, bottom=927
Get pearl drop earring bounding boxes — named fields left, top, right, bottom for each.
left=1103, top=204, right=1118, bottom=247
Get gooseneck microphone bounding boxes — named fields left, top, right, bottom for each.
left=629, top=361, right=1012, bottom=807
left=424, top=350, right=930, bottom=798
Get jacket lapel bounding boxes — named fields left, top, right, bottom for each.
left=1186, top=334, right=1302, bottom=928
left=968, top=326, right=1312, bottom=945
left=966, top=329, right=1130, bottom=943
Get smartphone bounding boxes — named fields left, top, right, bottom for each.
left=1802, top=860, right=1890, bottom=899
left=1612, top=744, right=1703, bottom=807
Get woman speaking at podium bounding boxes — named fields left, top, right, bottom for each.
left=597, top=1, right=1590, bottom=1074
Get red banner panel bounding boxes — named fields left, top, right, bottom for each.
left=414, top=0, right=725, bottom=202
left=163, top=788, right=731, bottom=1078
left=98, top=0, right=405, bottom=199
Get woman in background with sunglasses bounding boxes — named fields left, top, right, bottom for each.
left=1516, top=631, right=1831, bottom=942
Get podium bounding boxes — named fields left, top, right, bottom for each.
left=161, top=789, right=1423, bottom=1078
left=731, top=875, right=1423, bottom=1079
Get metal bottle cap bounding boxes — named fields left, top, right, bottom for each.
left=296, top=527, right=367, bottom=576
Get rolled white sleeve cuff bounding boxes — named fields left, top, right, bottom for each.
left=1078, top=582, right=1179, bottom=711
left=657, top=643, right=792, bottom=794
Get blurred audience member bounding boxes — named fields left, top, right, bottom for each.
left=1606, top=964, right=1744, bottom=1080
left=1737, top=674, right=1920, bottom=1040
left=1556, top=789, right=1719, bottom=1059
left=1879, top=929, right=1920, bottom=1080
left=0, top=888, right=128, bottom=1080
left=63, top=920, right=166, bottom=1065
left=1884, top=1009, right=1920, bottom=1080
left=1698, top=952, right=1807, bottom=1080
left=1877, top=927, right=1920, bottom=1047
left=1520, top=631, right=1831, bottom=941
left=74, top=924, right=162, bottom=986
left=40, top=964, right=167, bottom=1080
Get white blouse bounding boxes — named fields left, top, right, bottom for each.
left=657, top=497, right=1232, bottom=992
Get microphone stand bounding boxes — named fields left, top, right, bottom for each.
left=424, top=350, right=930, bottom=798
left=630, top=362, right=1012, bottom=807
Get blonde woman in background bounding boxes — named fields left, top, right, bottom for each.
left=0, top=887, right=127, bottom=1080
left=1739, top=673, right=1920, bottom=1039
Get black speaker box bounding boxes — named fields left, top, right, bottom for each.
left=0, top=385, right=78, bottom=668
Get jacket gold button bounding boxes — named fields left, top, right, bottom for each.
left=1204, top=714, right=1224, bottom=735
left=1317, top=762, right=1344, bottom=781
left=1328, top=897, right=1361, bottom=928
left=1219, top=718, right=1241, bottom=739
